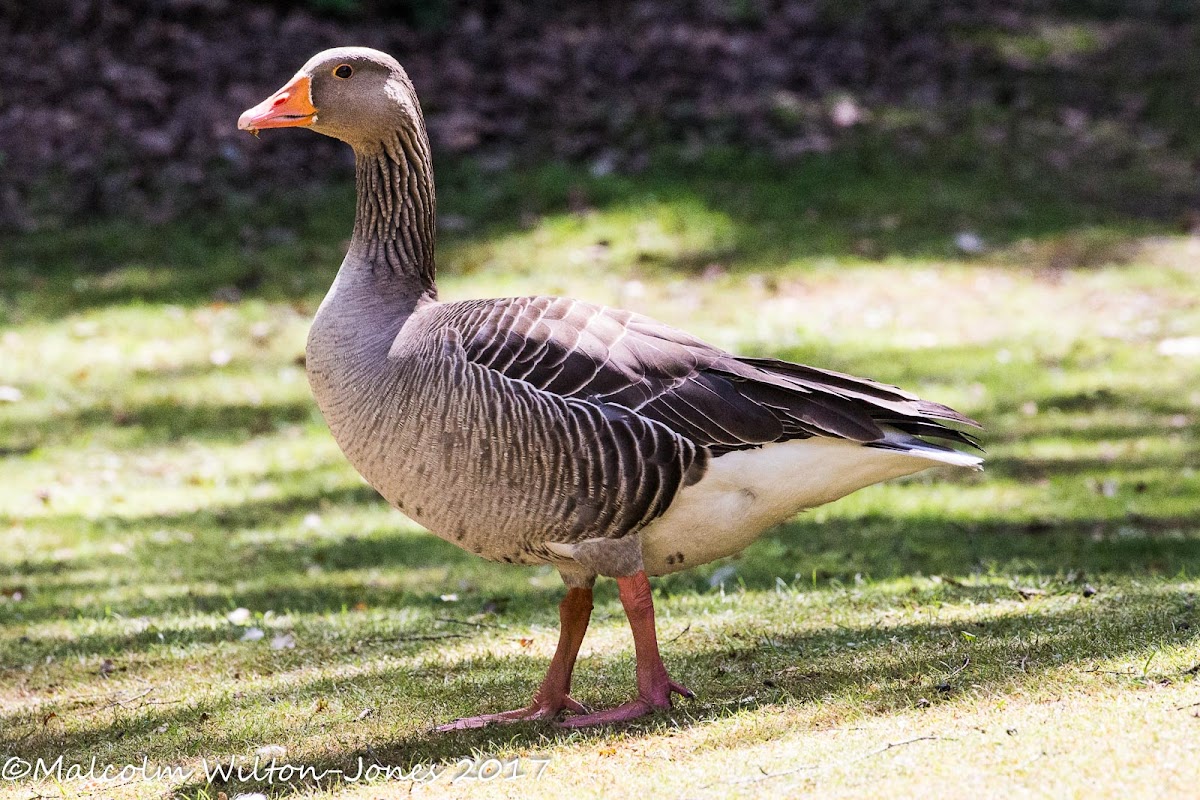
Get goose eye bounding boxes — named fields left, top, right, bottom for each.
left=333, top=64, right=353, bottom=79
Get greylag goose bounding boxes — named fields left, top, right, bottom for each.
left=238, top=47, right=982, bottom=729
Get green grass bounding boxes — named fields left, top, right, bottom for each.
left=1, top=151, right=1199, bottom=799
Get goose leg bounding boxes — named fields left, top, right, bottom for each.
left=558, top=570, right=693, bottom=728
left=436, top=586, right=593, bottom=730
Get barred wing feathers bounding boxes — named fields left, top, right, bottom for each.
left=449, top=295, right=980, bottom=455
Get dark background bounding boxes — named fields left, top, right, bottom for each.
left=3, top=0, right=1199, bottom=231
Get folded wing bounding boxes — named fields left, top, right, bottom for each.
left=449, top=296, right=980, bottom=456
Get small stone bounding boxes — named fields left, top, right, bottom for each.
left=270, top=632, right=296, bottom=650
left=249, top=321, right=272, bottom=343
left=254, top=745, right=286, bottom=761
left=831, top=97, right=862, bottom=127
left=955, top=231, right=986, bottom=255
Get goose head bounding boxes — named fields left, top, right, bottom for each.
left=238, top=47, right=424, bottom=150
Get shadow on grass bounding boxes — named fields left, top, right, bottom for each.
left=2, top=585, right=1195, bottom=798
left=0, top=576, right=570, bottom=675
left=0, top=398, right=321, bottom=454
left=3, top=428, right=1197, bottom=793
left=4, top=336, right=1190, bottom=456
left=0, top=144, right=1183, bottom=325
left=5, top=501, right=1199, bottom=644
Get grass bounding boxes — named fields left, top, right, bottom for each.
left=1, top=149, right=1199, bottom=799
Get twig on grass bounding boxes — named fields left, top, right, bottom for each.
left=667, top=623, right=692, bottom=643
left=855, top=735, right=943, bottom=762
left=435, top=616, right=508, bottom=630
left=20, top=777, right=142, bottom=799
left=364, top=633, right=470, bottom=644
left=79, top=687, right=155, bottom=715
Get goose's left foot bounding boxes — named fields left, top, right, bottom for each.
left=436, top=586, right=594, bottom=731
left=557, top=570, right=694, bottom=728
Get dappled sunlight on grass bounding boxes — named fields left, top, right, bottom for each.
left=450, top=195, right=739, bottom=282
left=1, top=154, right=1199, bottom=798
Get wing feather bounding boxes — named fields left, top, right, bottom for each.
left=450, top=296, right=980, bottom=455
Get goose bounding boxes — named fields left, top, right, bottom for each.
left=238, top=47, right=982, bottom=730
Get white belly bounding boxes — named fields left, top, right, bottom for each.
left=639, top=436, right=973, bottom=575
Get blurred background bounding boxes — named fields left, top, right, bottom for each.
left=1, top=3, right=1199, bottom=794
left=4, top=0, right=1200, bottom=230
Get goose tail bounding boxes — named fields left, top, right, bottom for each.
left=866, top=426, right=984, bottom=470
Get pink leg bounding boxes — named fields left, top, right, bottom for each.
left=437, top=586, right=593, bottom=731
left=558, top=570, right=693, bottom=728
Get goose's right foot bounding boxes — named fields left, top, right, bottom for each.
left=436, top=693, right=589, bottom=731
left=557, top=570, right=693, bottom=728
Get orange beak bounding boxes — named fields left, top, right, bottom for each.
left=238, top=75, right=317, bottom=132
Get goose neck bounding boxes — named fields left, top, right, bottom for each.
left=348, top=128, right=438, bottom=300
